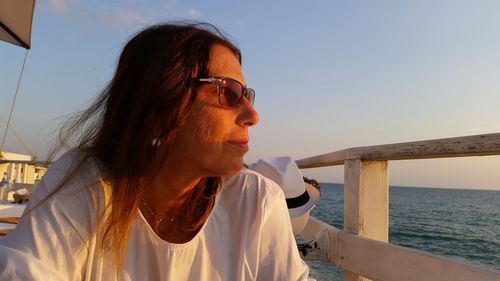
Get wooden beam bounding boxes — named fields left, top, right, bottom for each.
left=343, top=160, right=389, bottom=281
left=0, top=217, right=19, bottom=224
left=296, top=149, right=346, bottom=169
left=339, top=232, right=500, bottom=281
left=0, top=160, right=51, bottom=166
left=344, top=160, right=389, bottom=239
left=299, top=219, right=500, bottom=281
left=296, top=133, right=500, bottom=169
left=298, top=216, right=341, bottom=265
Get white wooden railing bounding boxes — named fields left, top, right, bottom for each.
left=296, top=133, right=500, bottom=281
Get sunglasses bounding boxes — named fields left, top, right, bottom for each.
left=197, top=77, right=255, bottom=108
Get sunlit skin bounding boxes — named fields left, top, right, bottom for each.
left=143, top=44, right=259, bottom=241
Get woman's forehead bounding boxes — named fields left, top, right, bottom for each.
left=208, top=44, right=245, bottom=85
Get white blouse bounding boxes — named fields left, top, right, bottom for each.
left=0, top=152, right=313, bottom=281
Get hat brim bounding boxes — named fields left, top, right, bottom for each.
left=290, top=212, right=310, bottom=235
left=288, top=182, right=320, bottom=218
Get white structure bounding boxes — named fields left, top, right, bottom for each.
left=0, top=151, right=47, bottom=186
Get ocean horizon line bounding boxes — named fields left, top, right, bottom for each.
left=319, top=182, right=500, bottom=192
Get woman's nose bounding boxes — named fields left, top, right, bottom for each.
left=236, top=98, right=259, bottom=127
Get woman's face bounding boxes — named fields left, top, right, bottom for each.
left=166, top=44, right=259, bottom=178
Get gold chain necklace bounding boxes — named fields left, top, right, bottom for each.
left=142, top=199, right=174, bottom=232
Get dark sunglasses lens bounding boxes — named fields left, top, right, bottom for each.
left=220, top=79, right=243, bottom=107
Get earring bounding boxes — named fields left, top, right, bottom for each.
left=151, top=137, right=162, bottom=147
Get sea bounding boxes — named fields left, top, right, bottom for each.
left=305, top=183, right=500, bottom=281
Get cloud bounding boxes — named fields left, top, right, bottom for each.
left=42, top=1, right=172, bottom=29
left=466, top=125, right=500, bottom=134
left=46, top=0, right=79, bottom=13
left=104, top=7, right=148, bottom=26
left=188, top=8, right=200, bottom=18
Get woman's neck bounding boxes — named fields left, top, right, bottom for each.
left=147, top=170, right=202, bottom=211
left=142, top=174, right=215, bottom=243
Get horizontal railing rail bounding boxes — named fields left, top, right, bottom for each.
left=0, top=160, right=51, bottom=166
left=295, top=133, right=500, bottom=281
left=300, top=217, right=500, bottom=281
left=297, top=132, right=500, bottom=168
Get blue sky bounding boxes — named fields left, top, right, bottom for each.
left=1, top=0, right=499, bottom=189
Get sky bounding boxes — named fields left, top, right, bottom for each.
left=1, top=0, right=499, bottom=190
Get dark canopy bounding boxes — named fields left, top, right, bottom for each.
left=0, top=0, right=36, bottom=49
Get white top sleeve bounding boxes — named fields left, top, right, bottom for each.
left=256, top=183, right=314, bottom=280
left=0, top=152, right=101, bottom=281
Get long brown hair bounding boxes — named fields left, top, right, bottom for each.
left=50, top=22, right=241, bottom=269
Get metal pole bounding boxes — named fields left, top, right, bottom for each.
left=1, top=49, right=29, bottom=152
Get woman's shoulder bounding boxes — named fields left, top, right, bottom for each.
left=40, top=150, right=102, bottom=187
left=39, top=150, right=87, bottom=188
left=221, top=168, right=284, bottom=203
left=28, top=149, right=107, bottom=212
left=216, top=169, right=289, bottom=233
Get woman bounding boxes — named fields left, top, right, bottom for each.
left=0, top=22, right=312, bottom=280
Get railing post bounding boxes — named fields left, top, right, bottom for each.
left=343, top=159, right=389, bottom=281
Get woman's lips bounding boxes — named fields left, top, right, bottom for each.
left=227, top=140, right=249, bottom=151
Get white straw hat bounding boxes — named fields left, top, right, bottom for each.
left=249, top=156, right=320, bottom=234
